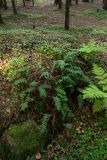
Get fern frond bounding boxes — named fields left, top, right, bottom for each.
left=39, top=114, right=50, bottom=136
left=93, top=99, right=103, bottom=113
left=83, top=85, right=107, bottom=99
left=92, top=64, right=107, bottom=80
left=38, top=84, right=51, bottom=98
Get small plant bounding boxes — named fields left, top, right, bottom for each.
left=37, top=44, right=62, bottom=59
left=79, top=40, right=107, bottom=59
left=2, top=50, right=90, bottom=135
left=83, top=64, right=107, bottom=116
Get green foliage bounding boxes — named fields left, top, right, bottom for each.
left=39, top=114, right=51, bottom=136
left=83, top=64, right=107, bottom=115
left=85, top=9, right=107, bottom=20
left=37, top=44, right=62, bottom=58
left=28, top=127, right=107, bottom=160
left=4, top=121, right=48, bottom=160
left=92, top=28, right=107, bottom=35
left=0, top=24, right=83, bottom=57
left=79, top=40, right=107, bottom=59
left=68, top=129, right=107, bottom=160
left=3, top=13, right=44, bottom=20
left=2, top=50, right=89, bottom=129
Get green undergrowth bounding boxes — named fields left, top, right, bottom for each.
left=92, top=27, right=107, bottom=35
left=0, top=24, right=85, bottom=56
left=1, top=121, right=48, bottom=160
left=84, top=9, right=107, bottom=20
left=27, top=115, right=107, bottom=160
left=0, top=24, right=102, bottom=58
left=3, top=12, right=45, bottom=20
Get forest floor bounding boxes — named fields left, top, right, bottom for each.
left=0, top=0, right=107, bottom=159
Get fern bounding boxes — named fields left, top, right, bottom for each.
left=39, top=114, right=50, bottom=136
left=38, top=84, right=51, bottom=98
left=83, top=64, right=107, bottom=116
left=53, top=87, right=72, bottom=119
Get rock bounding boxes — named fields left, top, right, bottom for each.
left=3, top=121, right=48, bottom=160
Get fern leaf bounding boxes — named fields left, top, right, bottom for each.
left=93, top=99, right=103, bottom=113
left=83, top=85, right=107, bottom=99
left=39, top=114, right=50, bottom=135
left=13, top=78, right=27, bottom=85
left=38, top=84, right=51, bottom=98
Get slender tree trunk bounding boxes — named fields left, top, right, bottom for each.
left=69, top=0, right=72, bottom=5
left=32, top=0, right=34, bottom=7
left=0, top=0, right=4, bottom=7
left=3, top=0, right=8, bottom=9
left=23, top=0, right=25, bottom=6
left=58, top=0, right=62, bottom=9
left=103, top=0, right=107, bottom=10
left=76, top=0, right=78, bottom=4
left=82, top=0, right=89, bottom=2
left=65, top=0, right=70, bottom=30
left=0, top=12, right=3, bottom=24
left=11, top=0, right=17, bottom=14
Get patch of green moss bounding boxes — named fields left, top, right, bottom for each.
left=4, top=121, right=48, bottom=160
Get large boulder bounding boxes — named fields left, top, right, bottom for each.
left=2, top=121, right=48, bottom=160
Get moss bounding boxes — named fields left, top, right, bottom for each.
left=4, top=121, right=48, bottom=160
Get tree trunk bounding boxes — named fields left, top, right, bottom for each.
left=76, top=0, right=78, bottom=4
left=65, top=0, right=70, bottom=30
left=3, top=0, right=8, bottom=9
left=11, top=0, right=17, bottom=14
left=23, top=0, right=25, bottom=6
left=32, top=0, right=34, bottom=7
left=58, top=0, right=62, bottom=9
left=103, top=0, right=107, bottom=10
left=0, top=0, right=4, bottom=7
left=0, top=13, right=3, bottom=24
left=82, top=0, right=89, bottom=2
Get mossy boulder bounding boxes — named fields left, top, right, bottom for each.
left=3, top=121, right=48, bottom=160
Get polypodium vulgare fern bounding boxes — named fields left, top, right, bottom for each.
left=83, top=64, right=107, bottom=116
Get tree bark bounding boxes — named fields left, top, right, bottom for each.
left=82, top=0, right=89, bottom=2
left=0, top=12, right=3, bottom=24
left=103, top=0, right=107, bottom=10
left=58, top=0, right=62, bottom=9
left=76, top=0, right=78, bottom=4
left=65, top=0, right=70, bottom=30
left=11, top=0, right=17, bottom=14
left=32, top=0, right=34, bottom=7
left=0, top=0, right=4, bottom=7
left=23, top=0, right=25, bottom=6
left=3, top=0, right=8, bottom=9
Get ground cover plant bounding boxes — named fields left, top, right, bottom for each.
left=0, top=0, right=107, bottom=159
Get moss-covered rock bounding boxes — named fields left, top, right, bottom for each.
left=3, top=121, right=48, bottom=160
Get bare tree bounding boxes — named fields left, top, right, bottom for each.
left=23, top=0, right=26, bottom=6
left=3, top=0, right=8, bottom=9
left=65, top=0, right=70, bottom=30
left=0, top=12, right=3, bottom=23
left=11, top=0, right=17, bottom=14
left=103, top=0, right=107, bottom=10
